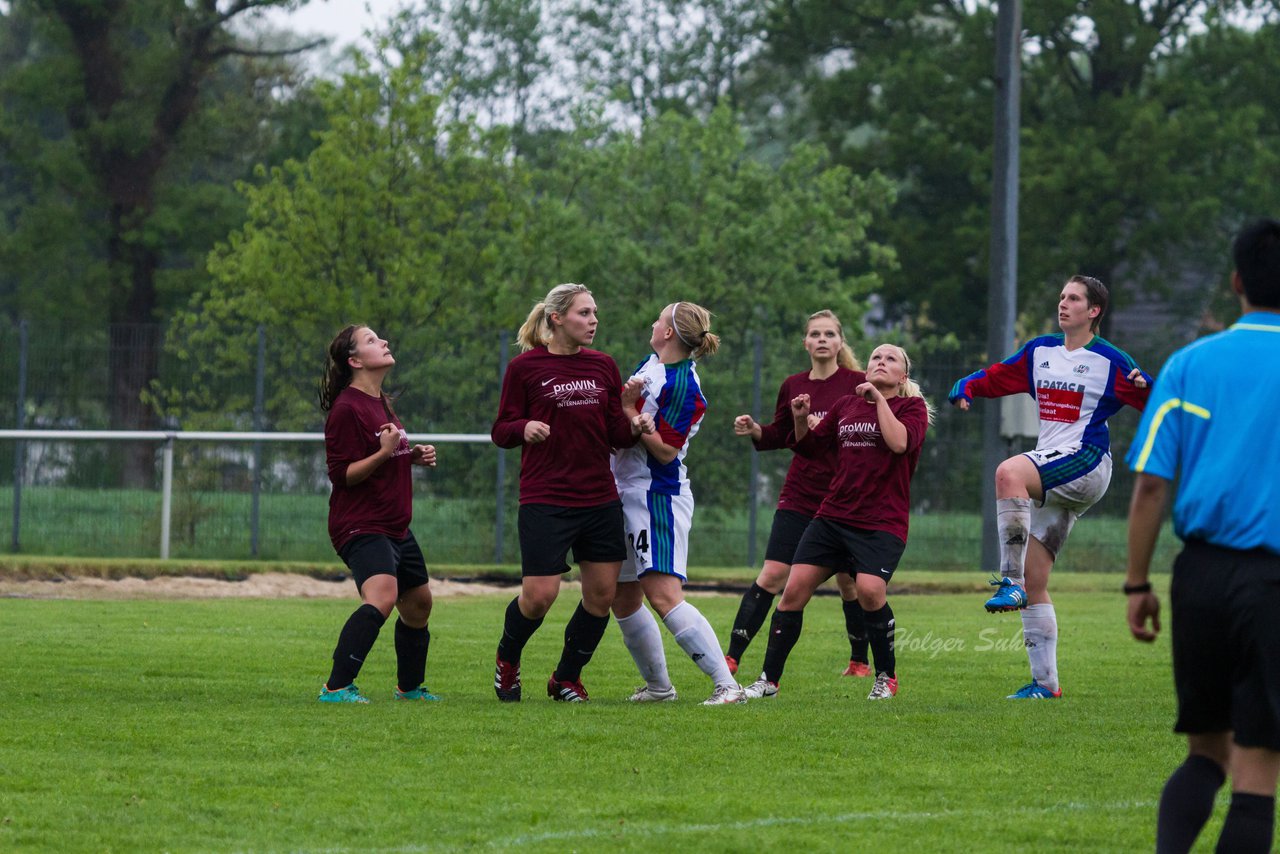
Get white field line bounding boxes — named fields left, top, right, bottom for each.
left=281, top=798, right=1158, bottom=853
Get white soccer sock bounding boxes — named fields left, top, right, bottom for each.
left=663, top=601, right=736, bottom=688
left=1021, top=603, right=1059, bottom=691
left=997, top=497, right=1033, bottom=584
left=616, top=606, right=672, bottom=691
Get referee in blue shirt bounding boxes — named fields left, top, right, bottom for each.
left=1125, top=217, right=1280, bottom=854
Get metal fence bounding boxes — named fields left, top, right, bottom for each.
left=0, top=319, right=1182, bottom=571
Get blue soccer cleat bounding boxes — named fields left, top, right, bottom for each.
left=318, top=683, right=369, bottom=704
left=984, top=575, right=1028, bottom=612
left=1007, top=680, right=1061, bottom=699
left=394, top=686, right=442, bottom=701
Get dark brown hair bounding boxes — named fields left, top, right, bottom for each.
left=1067, top=275, right=1109, bottom=333
left=318, top=324, right=400, bottom=419
left=319, top=325, right=361, bottom=412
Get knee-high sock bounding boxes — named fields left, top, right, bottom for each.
left=393, top=618, right=430, bottom=692
left=1156, top=754, right=1225, bottom=854
left=553, top=601, right=609, bottom=682
left=727, top=583, right=776, bottom=661
left=997, top=497, right=1032, bottom=584
left=1215, top=792, right=1274, bottom=854
left=327, top=603, right=387, bottom=690
left=497, top=596, right=543, bottom=664
left=664, top=601, right=735, bottom=688
left=1021, top=603, right=1059, bottom=691
left=617, top=606, right=672, bottom=690
left=760, top=609, right=804, bottom=684
left=863, top=602, right=896, bottom=677
left=843, top=599, right=868, bottom=662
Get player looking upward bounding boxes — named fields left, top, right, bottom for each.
left=611, top=302, right=745, bottom=705
left=725, top=310, right=871, bottom=679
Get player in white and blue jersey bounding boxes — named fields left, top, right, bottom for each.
left=950, top=276, right=1152, bottom=699
left=611, top=302, right=746, bottom=705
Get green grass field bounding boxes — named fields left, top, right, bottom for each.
left=0, top=579, right=1214, bottom=852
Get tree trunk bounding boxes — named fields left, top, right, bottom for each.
left=107, top=204, right=161, bottom=487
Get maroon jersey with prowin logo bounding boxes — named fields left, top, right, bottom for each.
left=325, top=386, right=413, bottom=552
left=793, top=394, right=928, bottom=542
left=753, top=368, right=866, bottom=516
left=492, top=345, right=639, bottom=506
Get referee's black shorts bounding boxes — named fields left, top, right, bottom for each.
left=1171, top=538, right=1280, bottom=750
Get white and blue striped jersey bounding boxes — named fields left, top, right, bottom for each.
left=613, top=354, right=707, bottom=497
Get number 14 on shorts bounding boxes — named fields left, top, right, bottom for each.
left=628, top=529, right=650, bottom=556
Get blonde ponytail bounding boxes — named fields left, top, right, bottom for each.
left=670, top=301, right=719, bottom=359
left=516, top=301, right=550, bottom=351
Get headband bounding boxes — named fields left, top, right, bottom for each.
left=671, top=302, right=697, bottom=349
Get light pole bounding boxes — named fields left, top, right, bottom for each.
left=983, top=0, right=1022, bottom=573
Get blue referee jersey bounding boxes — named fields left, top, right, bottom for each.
left=1127, top=312, right=1280, bottom=555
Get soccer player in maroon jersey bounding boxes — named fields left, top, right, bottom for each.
left=317, top=325, right=441, bottom=704
left=724, top=310, right=871, bottom=678
left=743, top=344, right=933, bottom=702
left=490, top=283, right=654, bottom=703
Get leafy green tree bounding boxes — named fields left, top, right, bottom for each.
left=174, top=17, right=896, bottom=507
left=172, top=33, right=525, bottom=433
left=0, top=0, right=321, bottom=483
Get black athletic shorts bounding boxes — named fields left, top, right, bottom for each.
left=764, top=509, right=814, bottom=565
left=1171, top=538, right=1280, bottom=750
left=791, top=517, right=906, bottom=583
left=338, top=530, right=430, bottom=595
left=518, top=501, right=626, bottom=576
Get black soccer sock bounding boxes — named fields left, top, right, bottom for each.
left=843, top=599, right=869, bottom=662
left=1156, top=753, right=1225, bottom=854
left=760, top=608, right=804, bottom=684
left=497, top=596, right=543, bottom=664
left=394, top=618, right=431, bottom=692
left=1214, top=792, right=1274, bottom=854
left=553, top=602, right=610, bottom=682
left=327, top=603, right=387, bottom=690
left=863, top=602, right=896, bottom=677
left=727, top=583, right=776, bottom=661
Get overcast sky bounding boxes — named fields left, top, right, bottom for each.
left=255, top=0, right=409, bottom=52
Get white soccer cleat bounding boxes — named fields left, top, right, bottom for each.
left=628, top=684, right=678, bottom=703
left=742, top=675, right=778, bottom=700
left=867, top=672, right=898, bottom=700
left=702, top=683, right=747, bottom=705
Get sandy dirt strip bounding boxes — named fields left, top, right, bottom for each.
left=0, top=573, right=517, bottom=600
